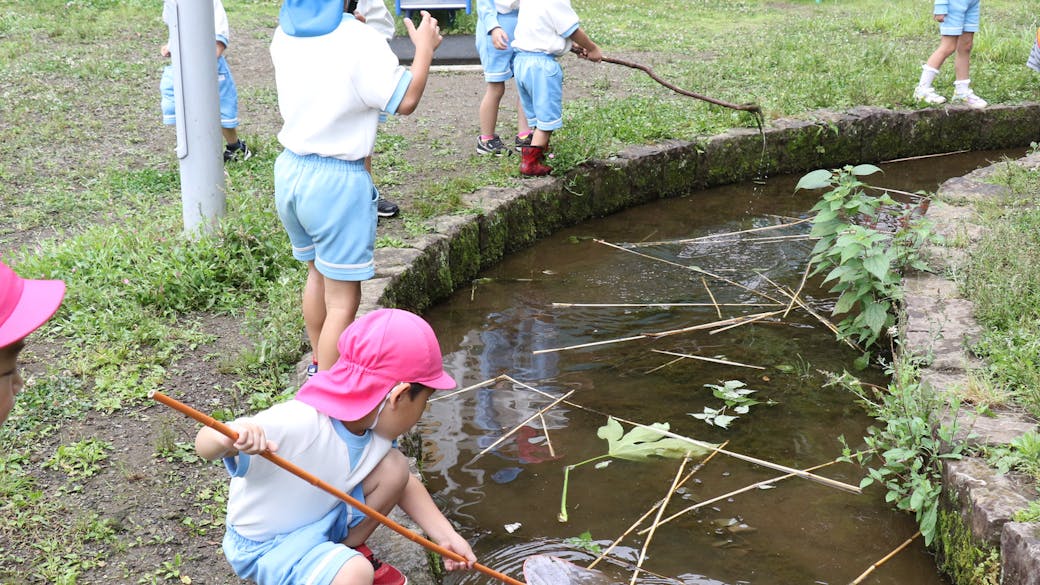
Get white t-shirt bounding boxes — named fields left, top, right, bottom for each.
left=163, top=0, right=230, bottom=47
left=358, top=0, right=395, bottom=42
left=270, top=15, right=412, bottom=161
left=223, top=399, right=393, bottom=541
left=495, top=0, right=520, bottom=13
left=511, top=0, right=580, bottom=56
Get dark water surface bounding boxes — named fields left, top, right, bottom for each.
left=419, top=149, right=1024, bottom=585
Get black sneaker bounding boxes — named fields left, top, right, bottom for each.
left=476, top=135, right=510, bottom=156
left=377, top=198, right=399, bottom=218
left=514, top=133, right=533, bottom=151
left=223, top=140, right=252, bottom=163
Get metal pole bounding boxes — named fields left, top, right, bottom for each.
left=169, top=0, right=226, bottom=237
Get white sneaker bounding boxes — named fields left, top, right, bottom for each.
left=913, top=85, right=947, bottom=105
left=951, top=90, right=988, bottom=109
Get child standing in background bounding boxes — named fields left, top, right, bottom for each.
left=160, top=0, right=252, bottom=162
left=913, top=0, right=987, bottom=108
left=511, top=0, right=601, bottom=176
left=475, top=0, right=533, bottom=156
left=272, top=0, right=441, bottom=374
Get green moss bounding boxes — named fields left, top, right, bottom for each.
left=934, top=506, right=1001, bottom=585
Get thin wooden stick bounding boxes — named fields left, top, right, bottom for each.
left=784, top=261, right=814, bottom=319
left=469, top=390, right=575, bottom=462
left=150, top=391, right=526, bottom=585
left=551, top=302, right=782, bottom=308
left=881, top=149, right=968, bottom=163
left=650, top=349, right=764, bottom=370
left=630, top=218, right=812, bottom=247
left=532, top=311, right=782, bottom=355
left=644, top=355, right=689, bottom=374
left=429, top=375, right=506, bottom=403
left=596, top=239, right=785, bottom=304
left=498, top=377, right=860, bottom=494
left=848, top=531, right=922, bottom=585
left=754, top=270, right=861, bottom=351
left=702, top=277, right=722, bottom=319
left=630, top=456, right=691, bottom=585
left=537, top=413, right=556, bottom=458
left=700, top=234, right=814, bottom=244
left=637, top=459, right=842, bottom=534
left=588, top=442, right=728, bottom=570
left=863, top=183, right=930, bottom=200
left=708, top=311, right=777, bottom=335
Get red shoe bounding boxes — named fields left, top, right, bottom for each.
left=520, top=145, right=552, bottom=176
left=355, top=544, right=408, bottom=585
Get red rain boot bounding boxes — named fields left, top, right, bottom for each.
left=520, top=145, right=552, bottom=176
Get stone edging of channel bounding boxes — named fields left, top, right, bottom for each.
left=902, top=153, right=1040, bottom=585
left=311, top=104, right=1040, bottom=585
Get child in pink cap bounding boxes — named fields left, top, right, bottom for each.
left=195, top=308, right=475, bottom=585
left=0, top=261, right=65, bottom=427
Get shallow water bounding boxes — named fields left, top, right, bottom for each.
left=419, top=149, right=1023, bottom=585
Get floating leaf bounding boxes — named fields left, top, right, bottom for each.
left=597, top=417, right=714, bottom=460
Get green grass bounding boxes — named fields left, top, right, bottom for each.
left=4, top=0, right=1040, bottom=579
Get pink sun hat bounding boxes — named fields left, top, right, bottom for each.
left=296, top=309, right=456, bottom=421
left=0, top=261, right=66, bottom=349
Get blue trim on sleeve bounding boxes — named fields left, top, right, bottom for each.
left=216, top=34, right=229, bottom=47
left=383, top=70, right=414, bottom=115
left=223, top=453, right=251, bottom=477
left=562, top=22, right=579, bottom=39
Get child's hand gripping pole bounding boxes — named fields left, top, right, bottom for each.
left=150, top=391, right=527, bottom=585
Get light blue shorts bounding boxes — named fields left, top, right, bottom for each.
left=513, top=52, right=564, bottom=131
left=160, top=56, right=240, bottom=128
left=939, top=0, right=980, bottom=36
left=476, top=11, right=519, bottom=83
left=223, top=497, right=368, bottom=585
left=274, top=151, right=378, bottom=281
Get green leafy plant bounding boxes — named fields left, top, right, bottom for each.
left=558, top=417, right=716, bottom=522
left=829, top=359, right=965, bottom=546
left=43, top=438, right=112, bottom=478
left=689, top=380, right=767, bottom=428
left=797, top=165, right=935, bottom=353
left=563, top=531, right=603, bottom=554
left=985, top=430, right=1040, bottom=482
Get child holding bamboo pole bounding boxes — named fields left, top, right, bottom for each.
left=195, top=309, right=475, bottom=585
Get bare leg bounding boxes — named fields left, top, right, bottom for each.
left=329, top=555, right=374, bottom=585
left=954, top=32, right=974, bottom=80
left=479, top=81, right=506, bottom=136
left=302, top=261, right=325, bottom=365
left=317, top=278, right=361, bottom=371
left=343, top=450, right=410, bottom=547
left=531, top=128, right=552, bottom=148
left=515, top=95, right=531, bottom=136
left=220, top=127, right=239, bottom=146
left=926, top=35, right=958, bottom=70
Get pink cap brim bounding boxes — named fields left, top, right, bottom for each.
left=0, top=279, right=65, bottom=348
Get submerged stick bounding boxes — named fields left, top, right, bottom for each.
left=470, top=390, right=576, bottom=462
left=551, top=302, right=782, bottom=308
left=630, top=218, right=812, bottom=248
left=588, top=442, right=728, bottom=571
left=637, top=459, right=841, bottom=534
left=848, top=531, right=921, bottom=585
left=150, top=391, right=527, bottom=585
left=650, top=349, right=764, bottom=370
left=630, top=456, right=691, bottom=585
left=500, top=376, right=860, bottom=494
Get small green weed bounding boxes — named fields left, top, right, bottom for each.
left=44, top=438, right=112, bottom=478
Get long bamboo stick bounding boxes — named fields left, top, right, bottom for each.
left=469, top=390, right=576, bottom=462
left=650, top=349, right=764, bottom=370
left=848, top=531, right=921, bottom=585
left=149, top=391, right=526, bottom=585
left=551, top=302, right=782, bottom=308
left=630, top=218, right=812, bottom=247
left=630, top=456, right=690, bottom=585
left=499, top=376, right=860, bottom=495
left=702, top=277, right=722, bottom=319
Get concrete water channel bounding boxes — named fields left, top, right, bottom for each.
left=354, top=106, right=1040, bottom=584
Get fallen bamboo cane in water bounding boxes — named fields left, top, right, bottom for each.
left=150, top=391, right=528, bottom=585
left=631, top=456, right=691, bottom=585
left=848, top=531, right=921, bottom=585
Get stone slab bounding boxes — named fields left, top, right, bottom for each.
left=1002, top=522, right=1040, bottom=585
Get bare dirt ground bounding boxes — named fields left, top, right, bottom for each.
left=3, top=17, right=653, bottom=585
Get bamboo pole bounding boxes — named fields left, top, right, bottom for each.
left=429, top=375, right=506, bottom=403
left=630, top=218, right=812, bottom=247
left=587, top=442, right=728, bottom=570
left=754, top=270, right=861, bottom=351
left=702, top=277, right=722, bottom=319
left=644, top=355, right=689, bottom=374
left=637, top=459, right=842, bottom=534
left=784, top=261, right=814, bottom=319
left=537, top=413, right=556, bottom=458
left=551, top=302, right=782, bottom=309
left=150, top=391, right=527, bottom=585
left=848, top=531, right=921, bottom=585
left=707, top=310, right=777, bottom=335
left=499, top=376, right=860, bottom=494
left=630, top=456, right=691, bottom=585
left=650, top=349, right=764, bottom=370
left=469, top=390, right=576, bottom=462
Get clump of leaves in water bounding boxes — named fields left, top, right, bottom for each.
left=797, top=164, right=936, bottom=364
left=563, top=531, right=603, bottom=554
left=558, top=417, right=717, bottom=522
left=689, top=380, right=770, bottom=428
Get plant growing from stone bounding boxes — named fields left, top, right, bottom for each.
left=797, top=164, right=935, bottom=361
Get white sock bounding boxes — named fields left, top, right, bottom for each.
left=918, top=64, right=940, bottom=88
left=954, top=79, right=971, bottom=96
